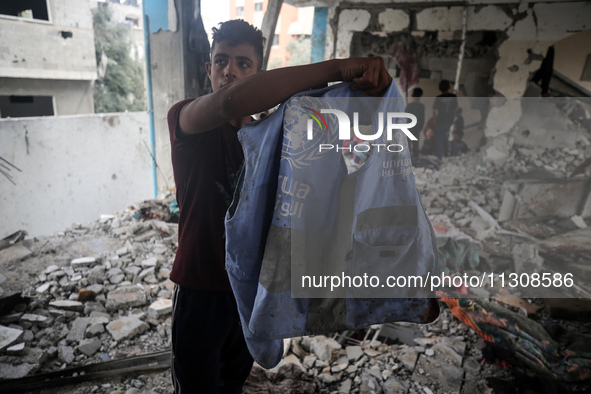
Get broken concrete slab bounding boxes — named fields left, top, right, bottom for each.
left=512, top=243, right=544, bottom=274
left=6, top=341, right=25, bottom=354
left=105, top=285, right=147, bottom=311
left=541, top=227, right=591, bottom=251
left=0, top=244, right=33, bottom=262
left=499, top=178, right=591, bottom=221
left=58, top=345, right=75, bottom=364
left=71, top=257, right=97, bottom=267
left=66, top=317, right=91, bottom=343
left=147, top=299, right=172, bottom=318
left=412, top=355, right=464, bottom=393
left=0, top=362, right=39, bottom=379
left=106, top=316, right=149, bottom=341
left=49, top=300, right=84, bottom=312
left=0, top=325, right=23, bottom=351
left=20, top=313, right=49, bottom=325
left=398, top=348, right=418, bottom=371
left=78, top=338, right=102, bottom=356
left=310, top=336, right=341, bottom=363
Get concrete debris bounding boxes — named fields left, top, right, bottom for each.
left=147, top=299, right=172, bottom=318
left=106, top=316, right=149, bottom=341
left=0, top=131, right=590, bottom=394
left=71, top=257, right=98, bottom=267
left=106, top=285, right=148, bottom=311
left=0, top=324, right=23, bottom=351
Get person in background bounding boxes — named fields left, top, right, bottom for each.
left=420, top=127, right=436, bottom=157
left=453, top=107, right=464, bottom=138
left=432, top=80, right=458, bottom=159
left=404, top=87, right=425, bottom=161
left=449, top=129, right=469, bottom=156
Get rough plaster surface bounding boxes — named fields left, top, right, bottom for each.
left=534, top=2, right=591, bottom=41
left=416, top=7, right=463, bottom=32
left=0, top=113, right=152, bottom=238
left=336, top=9, right=370, bottom=58
left=378, top=10, right=409, bottom=32
left=0, top=21, right=97, bottom=81
left=494, top=40, right=552, bottom=98
left=484, top=134, right=514, bottom=165
left=485, top=100, right=522, bottom=138
left=149, top=30, right=183, bottom=192
left=467, top=6, right=512, bottom=31
left=51, top=0, right=94, bottom=29
left=506, top=10, right=537, bottom=41
left=325, top=6, right=336, bottom=59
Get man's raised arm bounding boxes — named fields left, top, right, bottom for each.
left=179, top=57, right=392, bottom=135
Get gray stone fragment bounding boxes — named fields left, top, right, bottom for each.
left=432, top=342, right=463, bottom=367
left=36, top=282, right=51, bottom=294
left=48, top=300, right=84, bottom=312
left=360, top=371, right=382, bottom=394
left=109, top=274, right=125, bottom=284
left=105, top=285, right=147, bottom=311
left=106, top=316, right=149, bottom=341
left=20, top=314, right=48, bottom=324
left=0, top=244, right=33, bottom=262
left=58, top=345, right=75, bottom=364
left=71, top=257, right=97, bottom=267
left=339, top=379, right=352, bottom=394
left=398, top=348, right=418, bottom=371
left=84, top=301, right=107, bottom=315
left=383, top=376, right=409, bottom=394
left=67, top=317, right=91, bottom=343
left=78, top=338, right=102, bottom=356
left=148, top=299, right=173, bottom=318
left=0, top=325, right=24, bottom=351
left=138, top=267, right=155, bottom=280
left=310, top=336, right=341, bottom=362
left=86, top=323, right=105, bottom=338
left=44, top=265, right=60, bottom=274
left=140, top=257, right=158, bottom=268
left=125, top=266, right=141, bottom=276
left=345, top=346, right=363, bottom=362
left=412, top=354, right=464, bottom=393
left=6, top=342, right=25, bottom=354
left=0, top=362, right=39, bottom=379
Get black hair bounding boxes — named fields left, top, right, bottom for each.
left=211, top=20, right=266, bottom=69
left=412, top=87, right=423, bottom=98
left=439, top=80, right=450, bottom=92
left=456, top=107, right=463, bottom=115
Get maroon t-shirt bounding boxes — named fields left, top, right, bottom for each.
left=168, top=99, right=244, bottom=291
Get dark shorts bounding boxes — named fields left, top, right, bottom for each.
left=171, top=285, right=254, bottom=394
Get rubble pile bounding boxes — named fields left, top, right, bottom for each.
left=0, top=141, right=590, bottom=392
left=415, top=144, right=590, bottom=221
left=0, top=199, right=178, bottom=390
left=271, top=307, right=485, bottom=394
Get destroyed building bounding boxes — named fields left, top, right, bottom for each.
left=1, top=0, right=591, bottom=393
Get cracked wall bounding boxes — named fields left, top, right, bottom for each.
left=327, top=2, right=591, bottom=98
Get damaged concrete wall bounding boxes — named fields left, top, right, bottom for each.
left=325, top=1, right=590, bottom=98
left=0, top=0, right=97, bottom=115
left=0, top=112, right=152, bottom=238
left=0, top=0, right=97, bottom=81
left=0, top=78, right=94, bottom=116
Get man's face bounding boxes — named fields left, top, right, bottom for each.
left=206, top=40, right=259, bottom=92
